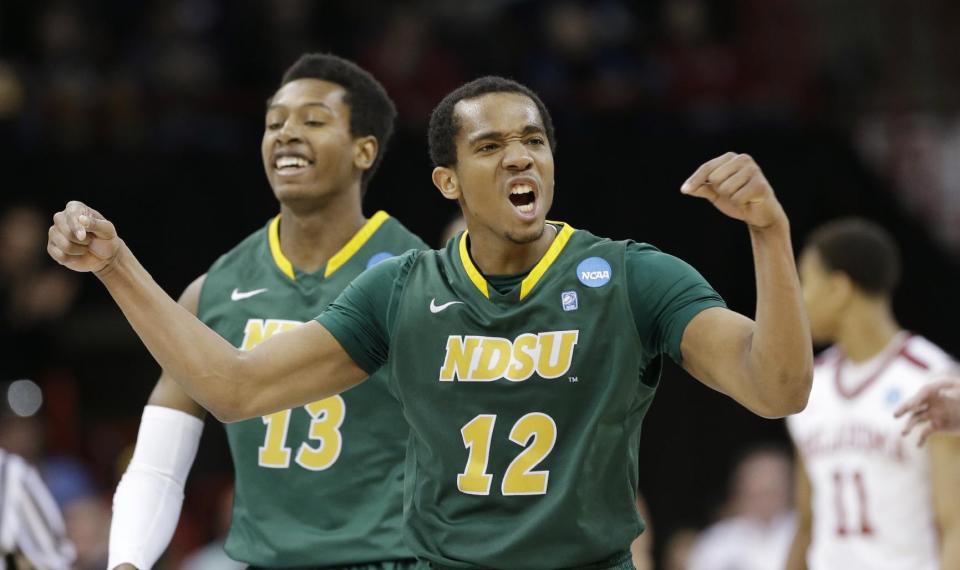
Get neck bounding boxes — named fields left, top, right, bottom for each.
left=467, top=223, right=557, bottom=276
left=277, top=191, right=365, bottom=274
left=835, top=298, right=902, bottom=363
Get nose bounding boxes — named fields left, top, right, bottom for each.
left=276, top=119, right=302, bottom=144
left=501, top=141, right=533, bottom=171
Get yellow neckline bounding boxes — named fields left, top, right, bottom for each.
left=458, top=230, right=490, bottom=297
left=324, top=211, right=390, bottom=277
left=268, top=211, right=391, bottom=281
left=268, top=215, right=295, bottom=280
left=457, top=222, right=575, bottom=300
left=520, top=222, right=574, bottom=299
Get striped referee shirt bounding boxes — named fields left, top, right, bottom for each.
left=0, top=449, right=75, bottom=570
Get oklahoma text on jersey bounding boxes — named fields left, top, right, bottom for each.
left=439, top=331, right=580, bottom=382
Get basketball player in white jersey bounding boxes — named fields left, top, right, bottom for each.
left=785, top=218, right=960, bottom=570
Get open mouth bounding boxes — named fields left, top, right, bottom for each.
left=273, top=154, right=314, bottom=175
left=509, top=184, right=536, bottom=214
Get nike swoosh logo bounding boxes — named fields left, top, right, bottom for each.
left=231, top=288, right=268, bottom=301
left=429, top=298, right=464, bottom=313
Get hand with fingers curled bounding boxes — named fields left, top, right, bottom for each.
left=47, top=200, right=123, bottom=274
left=680, top=152, right=787, bottom=230
left=894, top=378, right=960, bottom=446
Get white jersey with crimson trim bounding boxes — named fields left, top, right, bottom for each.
left=786, top=332, right=957, bottom=570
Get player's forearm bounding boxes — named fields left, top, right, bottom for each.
left=785, top=531, right=809, bottom=570
left=940, top=525, right=960, bottom=570
left=746, top=219, right=813, bottom=415
left=95, top=244, right=250, bottom=419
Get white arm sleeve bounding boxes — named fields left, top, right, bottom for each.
left=108, top=405, right=204, bottom=570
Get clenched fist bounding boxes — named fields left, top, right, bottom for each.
left=48, top=201, right=123, bottom=273
left=681, top=152, right=786, bottom=230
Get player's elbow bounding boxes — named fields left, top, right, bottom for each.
left=755, top=369, right=812, bottom=418
left=208, top=403, right=244, bottom=424
left=203, top=355, right=261, bottom=424
left=199, top=387, right=246, bottom=423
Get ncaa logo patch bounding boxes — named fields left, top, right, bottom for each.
left=561, top=290, right=579, bottom=311
left=576, top=257, right=612, bottom=288
left=886, top=387, right=902, bottom=407
left=366, top=252, right=394, bottom=269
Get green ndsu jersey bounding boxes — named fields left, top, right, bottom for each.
left=318, top=223, right=725, bottom=569
left=196, top=212, right=427, bottom=567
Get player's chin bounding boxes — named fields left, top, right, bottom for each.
left=271, top=180, right=327, bottom=202
left=504, top=222, right=547, bottom=245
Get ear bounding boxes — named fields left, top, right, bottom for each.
left=353, top=136, right=378, bottom=172
left=828, top=272, right=855, bottom=307
left=432, top=167, right=460, bottom=201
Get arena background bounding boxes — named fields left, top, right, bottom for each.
left=1, top=1, right=959, bottom=567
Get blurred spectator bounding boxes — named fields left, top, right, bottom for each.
left=0, top=204, right=80, bottom=381
left=0, top=205, right=79, bottom=330
left=654, top=0, right=739, bottom=128
left=359, top=8, right=464, bottom=126
left=687, top=445, right=795, bottom=570
left=63, top=495, right=110, bottom=570
left=0, top=449, right=76, bottom=570
left=180, top=485, right=244, bottom=570
left=0, top=386, right=97, bottom=509
left=0, top=62, right=25, bottom=136
left=32, top=2, right=102, bottom=151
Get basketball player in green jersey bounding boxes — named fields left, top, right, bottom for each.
left=50, top=76, right=813, bottom=569
left=105, top=54, right=427, bottom=570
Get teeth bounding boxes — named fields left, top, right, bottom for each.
left=510, top=184, right=533, bottom=195
left=276, top=156, right=309, bottom=169
left=516, top=203, right=534, bottom=214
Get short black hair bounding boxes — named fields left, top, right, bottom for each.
left=278, top=53, right=397, bottom=190
left=428, top=76, right=557, bottom=167
left=806, top=217, right=901, bottom=295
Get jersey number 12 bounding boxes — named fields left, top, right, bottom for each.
left=457, top=412, right=557, bottom=496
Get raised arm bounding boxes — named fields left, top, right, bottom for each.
left=47, top=201, right=367, bottom=422
left=678, top=153, right=812, bottom=418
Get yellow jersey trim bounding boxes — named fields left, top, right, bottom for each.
left=268, top=215, right=295, bottom=280
left=519, top=222, right=574, bottom=300
left=458, top=231, right=490, bottom=298
left=324, top=210, right=390, bottom=278
left=458, top=222, right=574, bottom=300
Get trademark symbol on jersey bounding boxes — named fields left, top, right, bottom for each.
left=569, top=376, right=578, bottom=383
left=561, top=290, right=579, bottom=311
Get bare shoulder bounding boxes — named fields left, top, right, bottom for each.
left=178, top=273, right=208, bottom=314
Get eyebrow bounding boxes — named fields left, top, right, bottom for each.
left=265, top=101, right=334, bottom=112
left=468, top=124, right=545, bottom=145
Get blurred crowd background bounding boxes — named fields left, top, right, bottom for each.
left=2, top=0, right=959, bottom=568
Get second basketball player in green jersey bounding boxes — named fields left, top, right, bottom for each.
left=205, top=211, right=423, bottom=565
left=107, top=54, right=427, bottom=569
